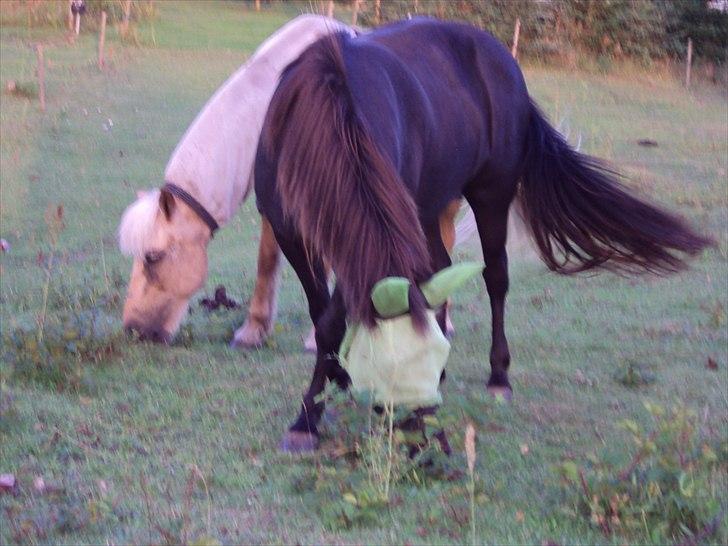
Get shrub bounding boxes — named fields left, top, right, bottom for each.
left=4, top=305, right=122, bottom=392
left=556, top=402, right=727, bottom=544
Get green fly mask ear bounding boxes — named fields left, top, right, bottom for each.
left=371, top=277, right=411, bottom=318
left=420, top=262, right=484, bottom=308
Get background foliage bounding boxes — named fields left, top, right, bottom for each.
left=2, top=1, right=726, bottom=65
left=0, top=0, right=156, bottom=30
left=354, top=0, right=728, bottom=65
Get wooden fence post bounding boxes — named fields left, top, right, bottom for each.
left=511, top=18, right=521, bottom=59
left=36, top=44, right=46, bottom=112
left=326, top=0, right=334, bottom=18
left=351, top=0, right=360, bottom=26
left=121, top=0, right=132, bottom=37
left=255, top=0, right=260, bottom=12
left=74, top=12, right=81, bottom=35
left=67, top=0, right=74, bottom=31
left=98, top=11, right=107, bottom=69
left=685, top=38, right=693, bottom=89
left=375, top=0, right=381, bottom=24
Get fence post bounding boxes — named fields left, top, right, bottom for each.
left=326, top=0, right=334, bottom=18
left=255, top=0, right=260, bottom=12
left=375, top=0, right=381, bottom=24
left=685, top=38, right=693, bottom=89
left=121, top=0, right=132, bottom=37
left=36, top=44, right=46, bottom=112
left=67, top=0, right=74, bottom=31
left=511, top=18, right=521, bottom=59
left=98, top=11, right=107, bottom=69
left=352, top=0, right=360, bottom=26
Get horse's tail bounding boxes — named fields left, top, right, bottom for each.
left=518, top=101, right=712, bottom=274
left=262, top=33, right=431, bottom=329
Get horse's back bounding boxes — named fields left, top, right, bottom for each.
left=343, top=18, right=531, bottom=217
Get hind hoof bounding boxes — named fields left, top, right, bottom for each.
left=487, top=385, right=513, bottom=402
left=279, top=431, right=319, bottom=453
left=303, top=327, right=317, bottom=353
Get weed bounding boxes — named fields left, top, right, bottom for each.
left=556, top=402, right=727, bottom=544
left=614, top=361, right=656, bottom=388
left=3, top=470, right=115, bottom=544
left=4, top=305, right=122, bottom=392
left=4, top=80, right=38, bottom=99
left=464, top=422, right=477, bottom=546
left=139, top=466, right=219, bottom=546
left=38, top=204, right=65, bottom=345
left=0, top=381, right=18, bottom=434
left=300, top=385, right=462, bottom=530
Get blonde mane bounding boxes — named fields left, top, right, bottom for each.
left=118, top=190, right=161, bottom=258
left=118, top=15, right=354, bottom=259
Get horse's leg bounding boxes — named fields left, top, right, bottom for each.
left=469, top=195, right=515, bottom=399
left=271, top=231, right=347, bottom=452
left=303, top=259, right=334, bottom=353
left=438, top=199, right=461, bottom=337
left=281, top=288, right=348, bottom=452
left=232, top=217, right=282, bottom=348
left=424, top=219, right=453, bottom=336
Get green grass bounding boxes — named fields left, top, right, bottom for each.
left=1, top=2, right=726, bottom=544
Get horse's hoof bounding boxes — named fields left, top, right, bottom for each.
left=279, top=431, right=319, bottom=453
left=486, top=385, right=513, bottom=402
left=231, top=320, right=269, bottom=349
left=445, top=317, right=455, bottom=339
left=303, top=327, right=317, bottom=353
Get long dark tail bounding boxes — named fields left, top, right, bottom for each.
left=262, top=33, right=431, bottom=328
left=518, top=102, right=712, bottom=274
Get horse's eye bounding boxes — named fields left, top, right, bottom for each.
left=144, top=251, right=165, bottom=265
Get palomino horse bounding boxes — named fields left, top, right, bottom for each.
left=118, top=15, right=356, bottom=344
left=118, top=15, right=472, bottom=347
left=255, top=18, right=710, bottom=451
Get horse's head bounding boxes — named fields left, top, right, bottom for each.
left=118, top=188, right=213, bottom=343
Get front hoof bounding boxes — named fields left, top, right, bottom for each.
left=231, top=319, right=269, bottom=349
left=279, top=431, right=319, bottom=453
left=486, top=385, right=513, bottom=402
left=303, top=327, right=317, bottom=353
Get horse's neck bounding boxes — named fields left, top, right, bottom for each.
left=163, top=15, right=352, bottom=227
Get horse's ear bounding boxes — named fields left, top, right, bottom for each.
left=420, top=262, right=483, bottom=308
left=159, top=187, right=176, bottom=220
left=371, top=277, right=410, bottom=318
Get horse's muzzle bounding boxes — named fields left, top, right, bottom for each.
left=124, top=321, right=171, bottom=345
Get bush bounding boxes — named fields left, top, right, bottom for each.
left=3, top=305, right=122, bottom=392
left=556, top=402, right=727, bottom=544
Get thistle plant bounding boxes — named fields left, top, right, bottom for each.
left=465, top=422, right=477, bottom=546
left=38, top=204, right=64, bottom=344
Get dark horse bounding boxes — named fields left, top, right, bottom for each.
left=254, top=18, right=710, bottom=451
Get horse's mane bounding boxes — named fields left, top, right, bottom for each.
left=163, top=15, right=354, bottom=225
left=264, top=33, right=432, bottom=329
left=118, top=190, right=161, bottom=258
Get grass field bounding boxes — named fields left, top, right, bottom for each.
left=1, top=2, right=726, bottom=544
